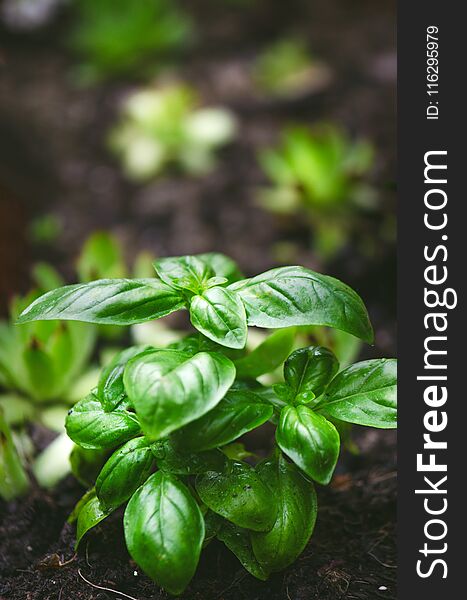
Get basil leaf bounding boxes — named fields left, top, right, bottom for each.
left=284, top=346, right=339, bottom=402
left=217, top=521, right=269, bottom=581
left=154, top=255, right=214, bottom=292
left=229, top=266, right=373, bottom=343
left=252, top=454, right=317, bottom=572
left=197, top=252, right=243, bottom=284
left=174, top=389, right=273, bottom=451
left=124, top=471, right=204, bottom=596
left=151, top=440, right=227, bottom=475
left=96, top=437, right=154, bottom=511
left=317, top=359, right=397, bottom=428
left=97, top=346, right=152, bottom=411
left=76, top=491, right=112, bottom=548
left=276, top=405, right=340, bottom=485
left=66, top=393, right=140, bottom=450
left=235, top=328, right=296, bottom=379
left=190, top=287, right=247, bottom=349
left=124, top=349, right=236, bottom=440
left=17, top=279, right=185, bottom=325
left=196, top=461, right=277, bottom=531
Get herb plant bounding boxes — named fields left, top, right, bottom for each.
left=110, top=84, right=237, bottom=181
left=70, top=0, right=193, bottom=81
left=18, top=253, right=397, bottom=594
left=258, top=125, right=375, bottom=259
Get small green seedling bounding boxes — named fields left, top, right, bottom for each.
left=253, top=37, right=331, bottom=98
left=18, top=253, right=397, bottom=595
left=110, top=84, right=237, bottom=181
left=258, top=125, right=375, bottom=259
left=70, top=0, right=193, bottom=81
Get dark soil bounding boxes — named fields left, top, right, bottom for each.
left=0, top=0, right=396, bottom=598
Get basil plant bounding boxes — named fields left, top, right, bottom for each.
left=18, top=253, right=397, bottom=595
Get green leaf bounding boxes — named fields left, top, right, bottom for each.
left=217, top=521, right=269, bottom=581
left=235, top=328, right=296, bottom=379
left=124, top=471, right=204, bottom=595
left=76, top=490, right=113, bottom=548
left=97, top=346, right=152, bottom=411
left=196, top=461, right=277, bottom=531
left=154, top=255, right=214, bottom=292
left=190, top=287, right=247, bottom=349
left=197, top=253, right=243, bottom=284
left=151, top=440, right=227, bottom=475
left=124, top=349, right=235, bottom=440
left=96, top=437, right=154, bottom=510
left=17, top=279, right=185, bottom=325
left=66, top=393, right=140, bottom=450
left=22, top=340, right=56, bottom=400
left=317, top=359, right=397, bottom=428
left=252, top=454, right=317, bottom=572
left=230, top=266, right=373, bottom=343
left=284, top=346, right=339, bottom=402
left=276, top=404, right=340, bottom=485
left=174, top=389, right=273, bottom=451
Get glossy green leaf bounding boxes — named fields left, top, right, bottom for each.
left=124, top=471, right=204, bottom=595
left=190, top=287, right=247, bottom=349
left=96, top=437, right=154, bottom=510
left=97, top=345, right=152, bottom=411
left=217, top=521, right=269, bottom=581
left=276, top=404, right=340, bottom=485
left=151, top=440, right=227, bottom=475
left=66, top=393, right=140, bottom=450
left=196, top=461, right=277, bottom=531
left=252, top=454, right=317, bottom=571
left=154, top=255, right=214, bottom=291
left=230, top=266, right=373, bottom=343
left=284, top=346, right=339, bottom=402
left=124, top=349, right=235, bottom=440
left=174, top=389, right=273, bottom=451
left=76, top=491, right=113, bottom=548
left=17, top=278, right=185, bottom=325
left=317, top=359, right=397, bottom=428
left=235, top=328, right=296, bottom=379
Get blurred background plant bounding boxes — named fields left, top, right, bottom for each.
left=109, top=84, right=237, bottom=181
left=0, top=290, right=97, bottom=496
left=69, top=0, right=193, bottom=83
left=252, top=37, right=331, bottom=99
left=257, top=125, right=376, bottom=260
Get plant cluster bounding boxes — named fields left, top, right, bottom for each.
left=110, top=84, right=237, bottom=181
left=258, top=125, right=375, bottom=259
left=18, top=253, right=397, bottom=595
left=70, top=0, right=193, bottom=81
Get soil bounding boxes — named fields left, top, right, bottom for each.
left=0, top=0, right=396, bottom=598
